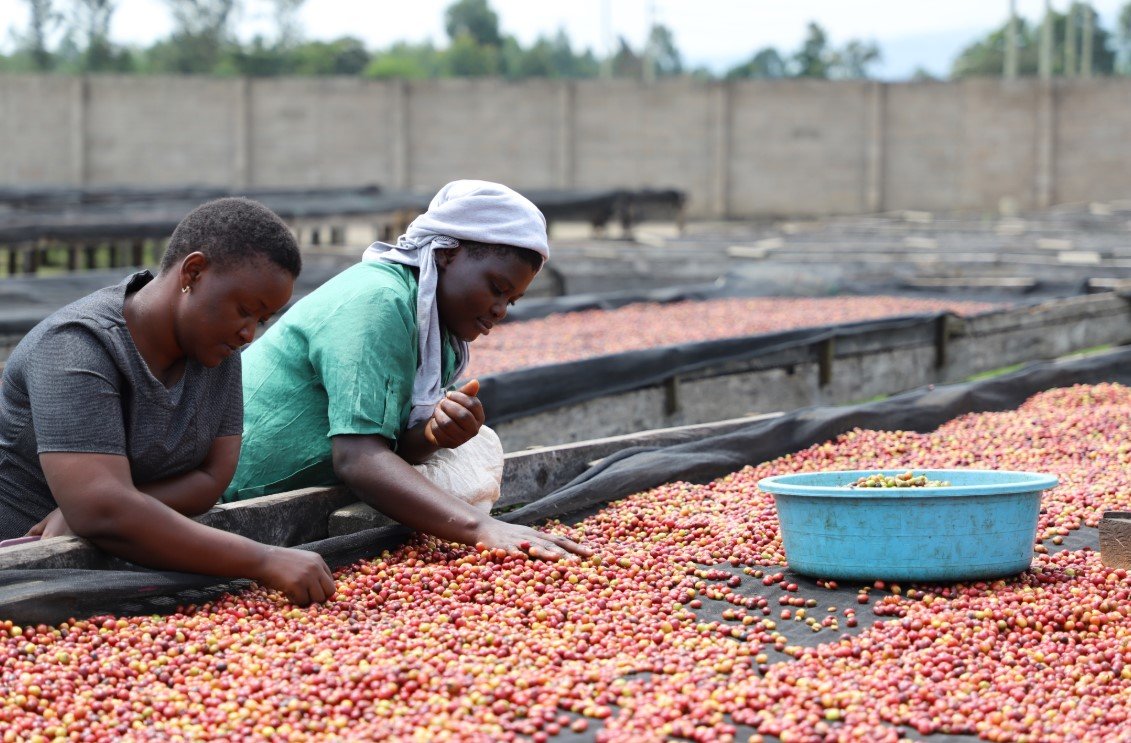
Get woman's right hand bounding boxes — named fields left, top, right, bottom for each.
left=424, top=379, right=485, bottom=449
left=26, top=508, right=75, bottom=538
left=254, top=546, right=337, bottom=606
left=473, top=518, right=593, bottom=561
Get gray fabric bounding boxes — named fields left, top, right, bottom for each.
left=362, top=180, right=550, bottom=427
left=0, top=271, right=243, bottom=539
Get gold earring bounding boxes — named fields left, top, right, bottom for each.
left=182, top=285, right=191, bottom=294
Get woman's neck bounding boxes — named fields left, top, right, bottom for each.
left=123, top=275, right=186, bottom=386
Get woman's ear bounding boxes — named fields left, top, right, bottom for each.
left=179, top=251, right=209, bottom=289
left=435, top=246, right=461, bottom=271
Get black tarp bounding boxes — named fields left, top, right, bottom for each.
left=478, top=311, right=953, bottom=425
left=504, top=263, right=1074, bottom=325
left=0, top=186, right=685, bottom=243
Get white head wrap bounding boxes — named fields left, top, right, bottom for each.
left=362, top=180, right=549, bottom=428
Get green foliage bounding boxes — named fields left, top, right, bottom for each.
left=726, top=23, right=880, bottom=80
left=142, top=32, right=232, bottom=73
left=5, top=0, right=898, bottom=81
left=290, top=37, right=371, bottom=75
left=442, top=31, right=500, bottom=76
left=952, top=3, right=1116, bottom=78
left=1119, top=2, right=1131, bottom=72
left=15, top=0, right=63, bottom=70
left=364, top=42, right=441, bottom=79
left=444, top=0, right=501, bottom=48
left=830, top=39, right=881, bottom=79
left=793, top=22, right=831, bottom=78
left=726, top=48, right=787, bottom=79
left=611, top=36, right=642, bottom=78
left=646, top=24, right=682, bottom=76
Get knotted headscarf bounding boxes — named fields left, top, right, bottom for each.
left=362, top=180, right=549, bottom=427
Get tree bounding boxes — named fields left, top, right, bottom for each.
left=442, top=31, right=500, bottom=76
left=70, top=0, right=131, bottom=71
left=829, top=39, right=881, bottom=79
left=793, top=22, right=831, bottom=78
left=224, top=36, right=290, bottom=76
left=910, top=66, right=940, bottom=82
left=951, top=4, right=1115, bottom=78
left=269, top=0, right=306, bottom=47
left=148, top=0, right=239, bottom=73
left=1119, top=2, right=1131, bottom=73
left=291, top=37, right=370, bottom=75
left=502, top=29, right=600, bottom=78
left=610, top=36, right=643, bottom=78
left=645, top=23, right=682, bottom=77
left=364, top=41, right=441, bottom=79
left=19, top=0, right=63, bottom=70
left=503, top=35, right=552, bottom=78
left=444, top=0, right=501, bottom=48
left=725, top=47, right=787, bottom=79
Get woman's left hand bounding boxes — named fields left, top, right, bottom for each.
left=26, top=508, right=76, bottom=539
left=425, top=379, right=485, bottom=449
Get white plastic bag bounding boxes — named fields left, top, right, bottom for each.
left=412, top=425, right=504, bottom=513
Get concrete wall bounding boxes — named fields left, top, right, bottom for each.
left=2, top=74, right=1130, bottom=217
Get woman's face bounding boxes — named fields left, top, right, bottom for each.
left=175, top=253, right=295, bottom=367
left=435, top=247, right=538, bottom=343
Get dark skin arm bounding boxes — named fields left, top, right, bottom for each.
left=397, top=379, right=485, bottom=465
left=29, top=435, right=241, bottom=537
left=37, top=451, right=337, bottom=606
left=332, top=433, right=591, bottom=560
left=137, top=434, right=241, bottom=514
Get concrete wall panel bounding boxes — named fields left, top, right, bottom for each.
left=0, top=76, right=77, bottom=184
left=4, top=76, right=1131, bottom=217
left=883, top=83, right=966, bottom=211
left=952, top=80, right=1041, bottom=211
left=86, top=76, right=237, bottom=186
left=573, top=80, right=715, bottom=213
left=250, top=78, right=396, bottom=187
left=728, top=80, right=870, bottom=216
left=1055, top=79, right=1131, bottom=205
left=406, top=79, right=561, bottom=191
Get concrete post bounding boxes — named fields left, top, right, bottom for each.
left=1040, top=0, right=1054, bottom=81
left=865, top=81, right=886, bottom=213
left=556, top=82, right=575, bottom=189
left=71, top=77, right=88, bottom=186
left=1036, top=81, right=1056, bottom=208
left=1065, top=3, right=1077, bottom=77
left=233, top=77, right=252, bottom=188
left=1005, top=0, right=1019, bottom=80
left=1082, top=5, right=1094, bottom=78
left=710, top=82, right=732, bottom=218
left=391, top=80, right=410, bottom=190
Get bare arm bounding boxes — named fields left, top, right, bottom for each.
left=396, top=379, right=485, bottom=465
left=39, top=451, right=337, bottom=605
left=332, top=433, right=591, bottom=560
left=137, top=435, right=241, bottom=515
left=396, top=420, right=441, bottom=465
left=29, top=435, right=239, bottom=536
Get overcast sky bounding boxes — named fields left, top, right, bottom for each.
left=2, top=0, right=1127, bottom=78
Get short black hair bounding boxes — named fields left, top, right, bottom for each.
left=161, top=197, right=302, bottom=277
left=459, top=240, right=544, bottom=273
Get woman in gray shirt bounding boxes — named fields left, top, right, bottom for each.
left=0, top=198, right=335, bottom=606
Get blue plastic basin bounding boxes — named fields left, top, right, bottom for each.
left=756, top=469, right=1058, bottom=582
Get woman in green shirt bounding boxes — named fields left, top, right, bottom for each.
left=226, top=181, right=590, bottom=561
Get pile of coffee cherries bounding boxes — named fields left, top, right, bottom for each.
left=2, top=383, right=1130, bottom=741
left=849, top=471, right=951, bottom=488
left=469, top=296, right=998, bottom=376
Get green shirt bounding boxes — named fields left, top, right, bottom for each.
left=223, top=262, right=458, bottom=501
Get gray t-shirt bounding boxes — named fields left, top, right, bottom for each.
left=0, top=271, right=243, bottom=538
